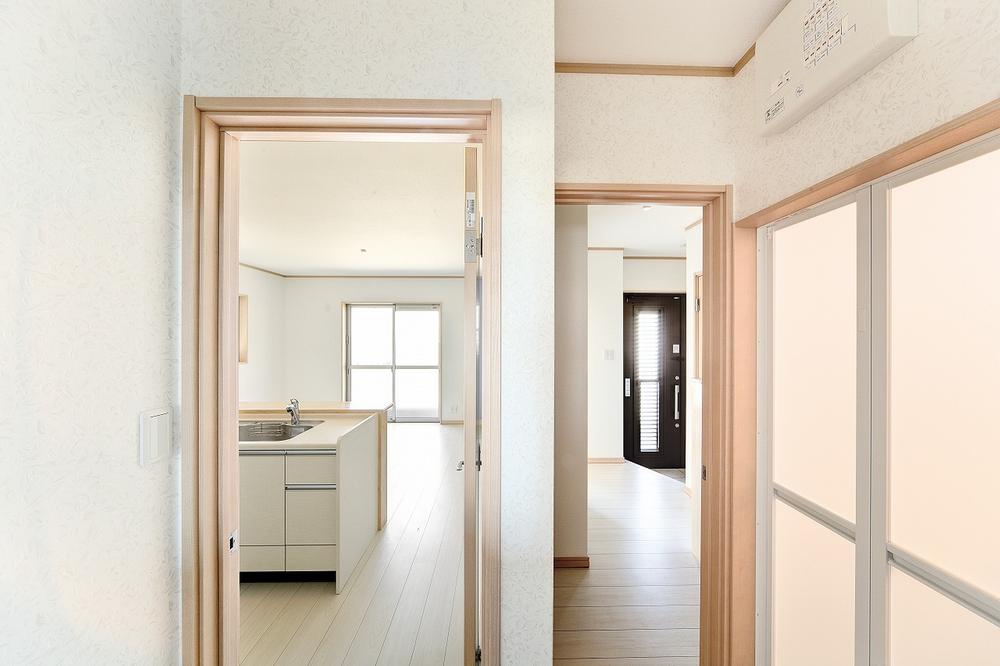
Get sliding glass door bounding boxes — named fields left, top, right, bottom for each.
left=758, top=136, right=1000, bottom=665
left=346, top=303, right=441, bottom=422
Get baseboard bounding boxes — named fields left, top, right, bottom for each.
left=554, top=556, right=591, bottom=569
left=440, top=419, right=464, bottom=425
left=588, top=457, right=626, bottom=464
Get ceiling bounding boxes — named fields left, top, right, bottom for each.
left=239, top=141, right=466, bottom=276
left=556, top=0, right=789, bottom=67
left=586, top=204, right=702, bottom=256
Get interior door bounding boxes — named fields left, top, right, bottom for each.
left=623, top=293, right=686, bottom=468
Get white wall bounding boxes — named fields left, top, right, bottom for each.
left=623, top=258, right=686, bottom=293
left=732, top=0, right=1000, bottom=219
left=239, top=266, right=287, bottom=402
left=587, top=250, right=625, bottom=459
left=182, top=4, right=555, bottom=656
left=554, top=206, right=589, bottom=558
left=0, top=3, right=181, bottom=663
left=283, top=278, right=465, bottom=421
left=685, top=224, right=704, bottom=560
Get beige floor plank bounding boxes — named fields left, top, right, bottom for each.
left=240, top=582, right=276, bottom=620
left=555, top=567, right=700, bottom=588
left=588, top=552, right=699, bottom=570
left=554, top=658, right=698, bottom=665
left=553, top=629, right=699, bottom=659
left=344, top=454, right=459, bottom=665
left=588, top=527, right=692, bottom=541
left=240, top=583, right=301, bottom=662
left=440, top=562, right=465, bottom=666
left=554, top=605, right=700, bottom=631
left=555, top=585, right=700, bottom=607
left=242, top=583, right=329, bottom=666
left=587, top=540, right=692, bottom=554
left=377, top=472, right=463, bottom=665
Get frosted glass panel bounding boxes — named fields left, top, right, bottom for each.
left=890, top=567, right=1000, bottom=665
left=349, top=306, right=394, bottom=365
left=395, top=369, right=439, bottom=419
left=773, top=501, right=854, bottom=666
left=350, top=368, right=392, bottom=407
left=888, top=146, right=1000, bottom=595
left=394, top=308, right=440, bottom=366
left=772, top=202, right=857, bottom=521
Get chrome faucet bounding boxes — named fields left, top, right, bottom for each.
left=286, top=398, right=300, bottom=425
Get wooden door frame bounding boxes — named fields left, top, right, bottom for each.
left=555, top=183, right=757, bottom=664
left=182, top=96, right=502, bottom=665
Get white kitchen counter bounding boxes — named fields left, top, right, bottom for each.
left=238, top=414, right=374, bottom=452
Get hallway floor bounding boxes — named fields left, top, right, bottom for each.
left=238, top=423, right=464, bottom=665
left=554, top=461, right=699, bottom=664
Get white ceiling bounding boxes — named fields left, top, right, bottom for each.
left=556, top=0, right=789, bottom=67
left=586, top=204, right=702, bottom=256
left=239, top=141, right=466, bottom=276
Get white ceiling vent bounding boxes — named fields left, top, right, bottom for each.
left=756, top=0, right=918, bottom=135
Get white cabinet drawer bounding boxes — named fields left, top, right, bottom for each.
left=239, top=453, right=285, bottom=546
left=285, top=451, right=337, bottom=484
left=240, top=545, right=284, bottom=572
left=285, top=487, right=338, bottom=545
left=286, top=545, right=337, bottom=571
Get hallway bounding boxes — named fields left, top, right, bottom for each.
left=554, top=461, right=699, bottom=664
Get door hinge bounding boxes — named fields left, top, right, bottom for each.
left=475, top=646, right=482, bottom=663
left=702, top=465, right=707, bottom=481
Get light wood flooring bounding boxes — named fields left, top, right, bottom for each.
left=554, top=461, right=700, bottom=664
left=239, top=423, right=465, bottom=665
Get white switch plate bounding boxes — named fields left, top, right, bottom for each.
left=140, top=408, right=170, bottom=466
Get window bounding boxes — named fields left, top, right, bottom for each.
left=758, top=137, right=1000, bottom=664
left=346, top=303, right=441, bottom=422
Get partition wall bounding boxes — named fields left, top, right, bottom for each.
left=756, top=134, right=1000, bottom=665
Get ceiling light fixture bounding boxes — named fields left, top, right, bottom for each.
left=641, top=205, right=653, bottom=211
left=360, top=248, right=367, bottom=253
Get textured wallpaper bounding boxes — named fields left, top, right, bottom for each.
left=181, top=1, right=556, bottom=661
left=732, top=0, right=1000, bottom=219
left=0, top=1, right=182, bottom=663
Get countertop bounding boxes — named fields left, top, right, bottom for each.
left=238, top=413, right=375, bottom=452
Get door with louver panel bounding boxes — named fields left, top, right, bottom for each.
left=623, top=293, right=686, bottom=468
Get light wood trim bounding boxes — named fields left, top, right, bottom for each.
left=440, top=419, right=465, bottom=425
left=556, top=61, right=734, bottom=77
left=463, top=145, right=479, bottom=666
left=623, top=255, right=685, bottom=261
left=554, top=556, right=591, bottom=569
left=683, top=485, right=693, bottom=498
left=685, top=218, right=703, bottom=231
left=736, top=98, right=1000, bottom=228
left=587, top=246, right=625, bottom=252
left=218, top=133, right=241, bottom=665
left=184, top=97, right=503, bottom=666
left=555, top=182, right=755, bottom=665
left=732, top=44, right=756, bottom=76
left=180, top=94, right=202, bottom=666
left=480, top=97, right=503, bottom=666
left=555, top=44, right=756, bottom=79
left=587, top=457, right=626, bottom=464
left=238, top=262, right=284, bottom=278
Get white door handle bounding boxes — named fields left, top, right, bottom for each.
left=624, top=378, right=631, bottom=397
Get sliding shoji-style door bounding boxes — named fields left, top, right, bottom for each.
left=758, top=134, right=1000, bottom=665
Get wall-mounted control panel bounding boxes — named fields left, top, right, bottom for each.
left=756, top=0, right=918, bottom=135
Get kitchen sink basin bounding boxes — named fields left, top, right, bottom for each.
left=238, top=420, right=319, bottom=442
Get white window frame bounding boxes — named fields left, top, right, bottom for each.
left=345, top=302, right=442, bottom=423
left=756, top=131, right=1000, bottom=665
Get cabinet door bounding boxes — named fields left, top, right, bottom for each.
left=239, top=454, right=285, bottom=546
left=286, top=487, right=338, bottom=545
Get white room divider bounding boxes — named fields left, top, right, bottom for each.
left=757, top=134, right=1000, bottom=665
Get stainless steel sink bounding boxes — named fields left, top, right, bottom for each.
left=238, top=420, right=319, bottom=442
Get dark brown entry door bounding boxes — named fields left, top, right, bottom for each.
left=623, top=293, right=686, bottom=469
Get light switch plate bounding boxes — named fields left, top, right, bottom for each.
left=140, top=408, right=170, bottom=466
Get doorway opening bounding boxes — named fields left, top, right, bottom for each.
left=181, top=98, right=501, bottom=665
